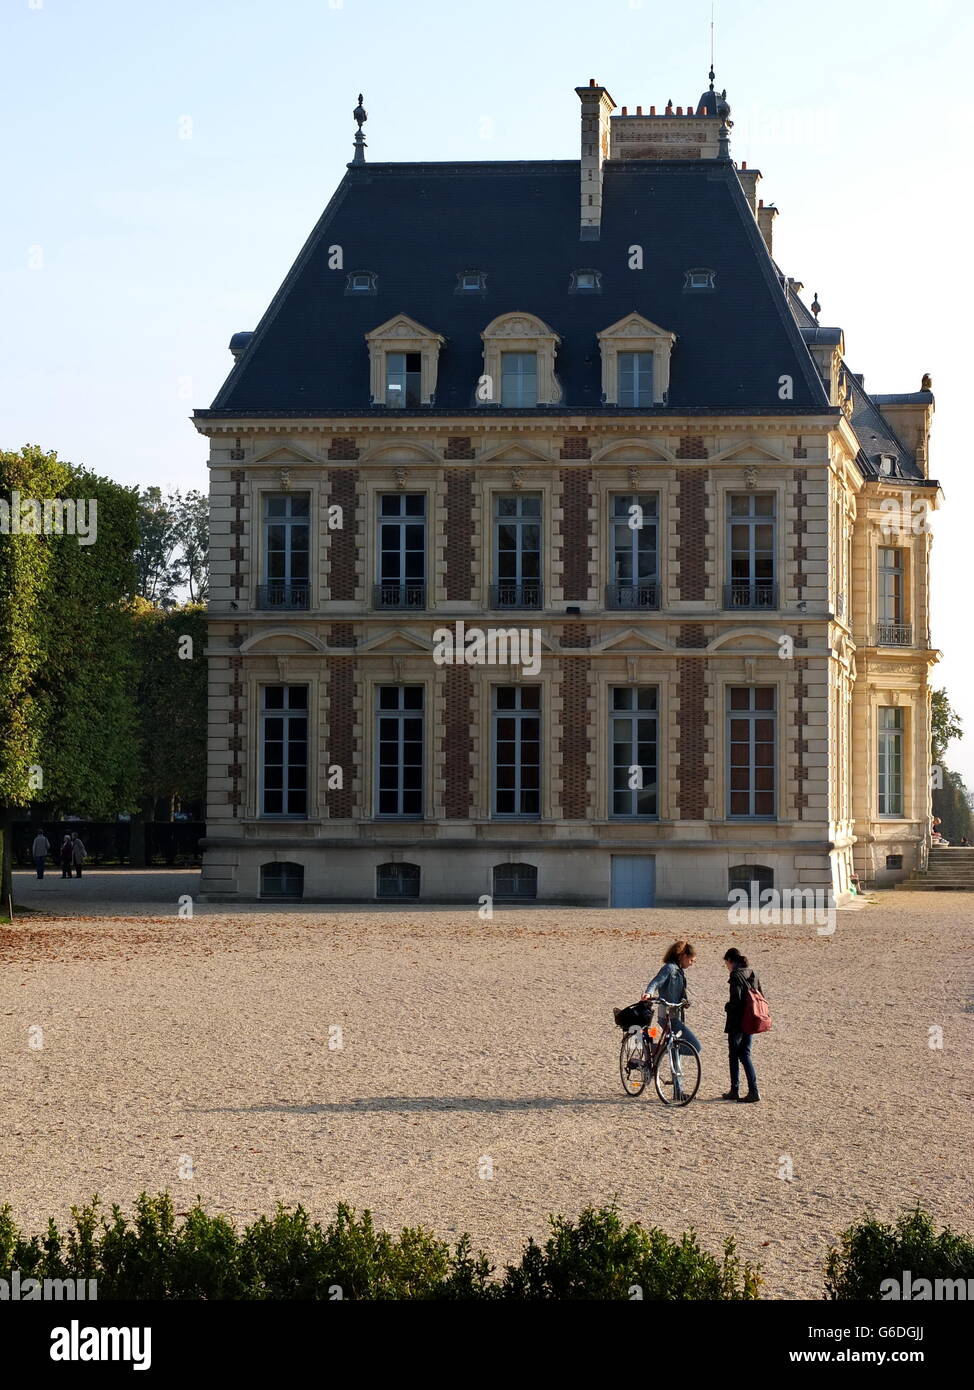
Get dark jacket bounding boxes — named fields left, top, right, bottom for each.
left=725, top=966, right=765, bottom=1035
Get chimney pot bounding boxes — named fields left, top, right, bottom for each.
left=636, top=105, right=642, bottom=115
left=759, top=198, right=764, bottom=207
left=677, top=106, right=683, bottom=115
left=742, top=161, right=747, bottom=169
left=650, top=105, right=656, bottom=115
left=687, top=105, right=694, bottom=115
left=589, top=78, right=596, bottom=86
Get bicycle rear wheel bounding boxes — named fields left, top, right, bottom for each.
left=653, top=1038, right=701, bottom=1107
left=619, top=1031, right=647, bottom=1095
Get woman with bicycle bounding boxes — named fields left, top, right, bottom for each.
left=723, top=947, right=764, bottom=1103
left=641, top=940, right=702, bottom=1054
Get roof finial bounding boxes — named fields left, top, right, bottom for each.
left=710, top=0, right=716, bottom=89
left=352, top=93, right=367, bottom=164
left=811, top=291, right=821, bottom=320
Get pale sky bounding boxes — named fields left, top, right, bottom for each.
left=2, top=0, right=971, bottom=784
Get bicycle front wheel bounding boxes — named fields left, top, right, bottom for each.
left=653, top=1038, right=701, bottom=1107
left=619, top=1031, right=646, bottom=1096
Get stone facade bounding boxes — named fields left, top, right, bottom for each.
left=196, top=418, right=939, bottom=904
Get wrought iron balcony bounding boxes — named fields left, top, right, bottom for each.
left=489, top=581, right=543, bottom=610
left=875, top=622, right=912, bottom=646
left=723, top=581, right=778, bottom=610
left=255, top=581, right=310, bottom=611
left=605, top=581, right=660, bottom=611
left=373, top=582, right=426, bottom=610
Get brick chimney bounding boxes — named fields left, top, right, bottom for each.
left=576, top=79, right=616, bottom=240
left=736, top=162, right=762, bottom=214
left=757, top=199, right=778, bottom=254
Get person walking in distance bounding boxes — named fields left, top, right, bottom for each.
left=722, top=947, right=766, bottom=1103
left=70, top=833, right=87, bottom=879
left=59, top=835, right=73, bottom=878
left=31, top=829, right=51, bottom=880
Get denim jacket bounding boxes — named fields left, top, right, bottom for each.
left=645, top=961, right=687, bottom=1008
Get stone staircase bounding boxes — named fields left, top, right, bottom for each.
left=897, top=847, right=974, bottom=891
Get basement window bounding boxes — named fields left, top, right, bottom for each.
left=260, top=862, right=305, bottom=899
left=684, top=268, right=716, bottom=291
left=886, top=854, right=903, bottom=870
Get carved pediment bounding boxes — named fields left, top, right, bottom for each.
left=482, top=312, right=559, bottom=341
left=239, top=630, right=326, bottom=654
left=592, top=439, right=672, bottom=463
left=252, top=442, right=322, bottom=465
left=365, top=314, right=444, bottom=344
left=597, top=312, right=676, bottom=343
left=715, top=440, right=784, bottom=464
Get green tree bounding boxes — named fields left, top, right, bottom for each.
left=0, top=447, right=140, bottom=898
left=129, top=601, right=207, bottom=865
left=931, top=688, right=963, bottom=764
left=135, top=488, right=208, bottom=608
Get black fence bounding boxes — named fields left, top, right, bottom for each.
left=14, top=821, right=205, bottom=868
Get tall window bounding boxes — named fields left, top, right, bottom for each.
left=260, top=494, right=310, bottom=609
left=492, top=494, right=542, bottom=608
left=385, top=352, right=422, bottom=407
left=501, top=352, right=538, bottom=406
left=376, top=686, right=423, bottom=817
left=609, top=494, right=658, bottom=608
left=878, top=707, right=904, bottom=816
left=493, top=686, right=541, bottom=816
left=610, top=688, right=658, bottom=817
left=617, top=352, right=654, bottom=407
left=260, top=686, right=308, bottom=817
left=878, top=548, right=903, bottom=621
left=726, top=494, right=775, bottom=608
left=727, top=687, right=776, bottom=818
left=376, top=494, right=425, bottom=608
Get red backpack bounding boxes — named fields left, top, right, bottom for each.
left=740, top=976, right=772, bottom=1034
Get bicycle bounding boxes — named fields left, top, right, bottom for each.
left=619, top=997, right=701, bottom=1107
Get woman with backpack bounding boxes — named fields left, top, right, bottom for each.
left=722, top=948, right=767, bottom=1103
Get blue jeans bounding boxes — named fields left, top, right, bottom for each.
left=34, top=856, right=45, bottom=879
left=668, top=1016, right=701, bottom=1053
left=728, top=1032, right=758, bottom=1094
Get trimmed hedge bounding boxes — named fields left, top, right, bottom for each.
left=5, top=1194, right=967, bottom=1299
left=826, top=1208, right=974, bottom=1300
left=0, top=1194, right=757, bottom=1301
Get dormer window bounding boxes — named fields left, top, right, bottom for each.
left=457, top=271, right=486, bottom=293
left=597, top=313, right=676, bottom=406
left=480, top=313, right=561, bottom=407
left=365, top=315, right=444, bottom=407
left=570, top=269, right=601, bottom=293
left=347, top=271, right=377, bottom=295
left=685, top=268, right=716, bottom=291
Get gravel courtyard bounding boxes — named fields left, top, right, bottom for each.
left=2, top=880, right=972, bottom=1298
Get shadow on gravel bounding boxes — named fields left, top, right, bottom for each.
left=190, top=1095, right=664, bottom=1114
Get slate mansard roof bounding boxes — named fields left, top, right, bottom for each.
left=200, top=157, right=834, bottom=418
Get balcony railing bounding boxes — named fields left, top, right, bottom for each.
left=875, top=622, right=912, bottom=646
left=373, top=582, right=426, bottom=610
left=605, top=581, right=660, bottom=611
left=723, top=581, right=778, bottom=610
left=255, top=581, right=310, bottom=611
left=489, top=581, right=543, bottom=610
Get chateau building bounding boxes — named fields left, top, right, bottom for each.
left=194, top=76, right=940, bottom=906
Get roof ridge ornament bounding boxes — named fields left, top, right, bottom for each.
left=352, top=93, right=367, bottom=164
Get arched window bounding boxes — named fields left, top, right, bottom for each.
left=492, top=863, right=538, bottom=901
left=260, top=862, right=304, bottom=899
left=728, top=864, right=774, bottom=898
left=376, top=862, right=420, bottom=899
left=480, top=313, right=561, bottom=407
